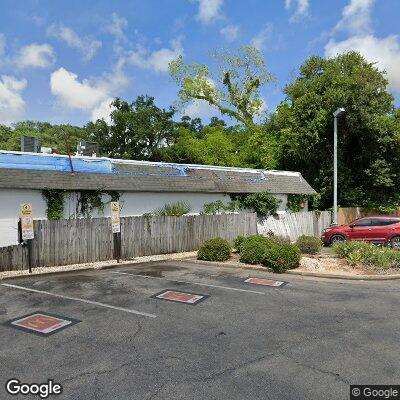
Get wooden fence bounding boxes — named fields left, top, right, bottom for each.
left=257, top=210, right=332, bottom=242
left=0, top=213, right=257, bottom=272
left=338, top=207, right=400, bottom=225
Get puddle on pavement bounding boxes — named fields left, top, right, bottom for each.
left=128, top=265, right=184, bottom=278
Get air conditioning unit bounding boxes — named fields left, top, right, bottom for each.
left=21, top=136, right=41, bottom=153
left=77, top=140, right=99, bottom=157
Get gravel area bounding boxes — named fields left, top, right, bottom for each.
left=0, top=251, right=196, bottom=280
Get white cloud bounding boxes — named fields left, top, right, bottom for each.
left=106, top=13, right=128, bottom=40
left=129, top=37, right=184, bottom=73
left=91, top=98, right=115, bottom=123
left=184, top=99, right=218, bottom=120
left=0, top=75, right=27, bottom=125
left=250, top=24, right=273, bottom=51
left=325, top=0, right=400, bottom=93
left=334, top=0, right=374, bottom=35
left=220, top=25, right=239, bottom=42
left=16, top=43, right=55, bottom=69
left=47, top=23, right=102, bottom=61
left=325, top=35, right=400, bottom=93
left=285, top=0, right=309, bottom=22
left=196, top=0, right=224, bottom=24
left=50, top=64, right=127, bottom=121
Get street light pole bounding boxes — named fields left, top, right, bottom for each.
left=332, top=108, right=345, bottom=226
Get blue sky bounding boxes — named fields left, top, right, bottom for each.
left=0, top=0, right=399, bottom=127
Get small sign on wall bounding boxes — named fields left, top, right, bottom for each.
left=20, top=203, right=34, bottom=240
left=111, top=201, right=121, bottom=233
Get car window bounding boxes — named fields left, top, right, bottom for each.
left=353, top=219, right=372, bottom=227
left=370, top=219, right=400, bottom=226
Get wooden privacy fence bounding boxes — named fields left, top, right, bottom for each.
left=257, top=211, right=332, bottom=242
left=338, top=207, right=400, bottom=225
left=0, top=213, right=257, bottom=272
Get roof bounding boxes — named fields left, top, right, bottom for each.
left=0, top=150, right=316, bottom=195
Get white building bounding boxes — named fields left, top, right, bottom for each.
left=0, top=150, right=316, bottom=246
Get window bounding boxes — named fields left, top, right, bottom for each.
left=353, top=219, right=372, bottom=227
left=370, top=219, right=400, bottom=226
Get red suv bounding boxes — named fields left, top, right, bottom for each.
left=322, top=216, right=400, bottom=248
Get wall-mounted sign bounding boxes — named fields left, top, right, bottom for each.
left=20, top=203, right=34, bottom=240
left=111, top=202, right=120, bottom=233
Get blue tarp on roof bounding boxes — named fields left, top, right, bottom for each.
left=0, top=152, right=112, bottom=174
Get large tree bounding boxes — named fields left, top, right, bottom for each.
left=271, top=51, right=400, bottom=211
left=0, top=121, right=87, bottom=153
left=169, top=46, right=273, bottom=127
left=86, top=96, right=176, bottom=161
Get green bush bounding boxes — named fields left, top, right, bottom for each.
left=197, top=237, right=232, bottom=262
left=268, top=234, right=291, bottom=245
left=239, top=191, right=281, bottom=217
left=233, top=236, right=245, bottom=252
left=334, top=241, right=400, bottom=269
left=262, top=243, right=301, bottom=273
left=239, top=235, right=274, bottom=264
left=296, top=235, right=323, bottom=254
left=155, top=201, right=191, bottom=216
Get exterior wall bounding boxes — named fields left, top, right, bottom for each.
left=0, top=188, right=298, bottom=247
left=0, top=189, right=47, bottom=247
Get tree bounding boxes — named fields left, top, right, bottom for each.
left=0, top=121, right=88, bottom=153
left=169, top=46, right=273, bottom=127
left=271, top=51, right=400, bottom=211
left=86, top=96, right=176, bottom=160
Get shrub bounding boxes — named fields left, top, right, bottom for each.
left=239, top=191, right=281, bottom=217
left=155, top=201, right=191, bottom=216
left=296, top=235, right=323, bottom=254
left=233, top=236, right=245, bottom=252
left=239, top=235, right=274, bottom=264
left=197, top=238, right=231, bottom=262
left=268, top=234, right=291, bottom=245
left=334, top=241, right=400, bottom=269
left=262, top=243, right=301, bottom=273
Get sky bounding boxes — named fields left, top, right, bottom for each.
left=0, top=0, right=399, bottom=127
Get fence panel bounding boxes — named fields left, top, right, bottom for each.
left=0, top=213, right=257, bottom=271
left=257, top=211, right=332, bottom=242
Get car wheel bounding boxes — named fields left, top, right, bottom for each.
left=330, top=234, right=345, bottom=246
left=390, top=236, right=400, bottom=250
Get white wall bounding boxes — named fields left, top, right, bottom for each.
left=0, top=189, right=295, bottom=247
left=0, top=189, right=47, bottom=246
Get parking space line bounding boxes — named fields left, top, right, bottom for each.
left=110, top=271, right=266, bottom=295
left=1, top=283, right=157, bottom=318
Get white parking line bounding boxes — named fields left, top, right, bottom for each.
left=110, top=271, right=266, bottom=295
left=1, top=283, right=157, bottom=318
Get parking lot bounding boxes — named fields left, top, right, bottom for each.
left=1, top=260, right=400, bottom=400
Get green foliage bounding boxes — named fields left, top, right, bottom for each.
left=262, top=243, right=301, bottom=273
left=197, top=237, right=232, bottom=261
left=155, top=201, right=191, bottom=217
left=233, top=236, right=245, bottom=251
left=42, top=189, right=66, bottom=220
left=42, top=189, right=120, bottom=220
left=296, top=235, right=323, bottom=254
left=287, top=194, right=310, bottom=212
left=86, top=96, right=176, bottom=160
left=239, top=191, right=281, bottom=217
left=201, top=199, right=240, bottom=215
left=0, top=121, right=88, bottom=153
left=169, top=46, right=273, bottom=127
left=334, top=241, right=400, bottom=269
left=239, top=235, right=274, bottom=264
left=271, top=51, right=400, bottom=210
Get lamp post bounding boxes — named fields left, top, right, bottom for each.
left=332, top=107, right=345, bottom=226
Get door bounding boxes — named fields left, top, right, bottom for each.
left=348, top=218, right=372, bottom=241
left=368, top=219, right=396, bottom=242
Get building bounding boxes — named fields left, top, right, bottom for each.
left=0, top=150, right=316, bottom=246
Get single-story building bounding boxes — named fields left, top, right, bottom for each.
left=0, top=150, right=316, bottom=246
